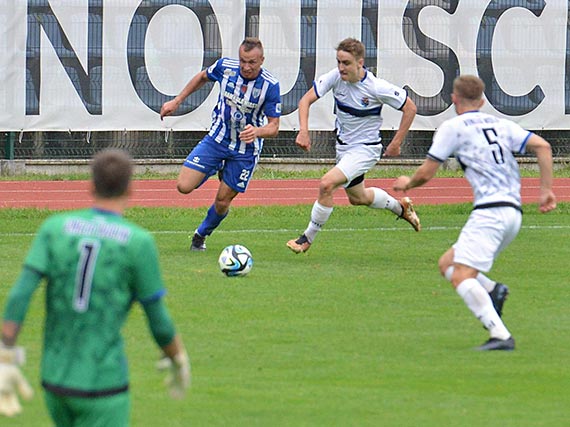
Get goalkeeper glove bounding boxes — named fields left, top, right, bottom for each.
left=0, top=344, right=33, bottom=417
left=156, top=351, right=190, bottom=399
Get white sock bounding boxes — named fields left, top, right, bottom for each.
left=304, top=201, right=333, bottom=243
left=369, top=187, right=402, bottom=216
left=456, top=278, right=511, bottom=340
left=476, top=273, right=496, bottom=292
left=445, top=266, right=497, bottom=293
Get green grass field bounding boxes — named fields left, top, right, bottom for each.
left=1, top=203, right=569, bottom=427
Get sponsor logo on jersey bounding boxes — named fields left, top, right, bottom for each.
left=223, top=90, right=257, bottom=113
left=237, top=182, right=245, bottom=188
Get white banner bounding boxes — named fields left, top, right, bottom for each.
left=1, top=0, right=569, bottom=131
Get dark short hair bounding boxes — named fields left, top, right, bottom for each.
left=91, top=149, right=133, bottom=198
left=240, top=37, right=264, bottom=54
left=336, top=38, right=365, bottom=60
left=453, top=75, right=485, bottom=101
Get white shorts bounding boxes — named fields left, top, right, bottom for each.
left=335, top=143, right=383, bottom=188
left=453, top=206, right=522, bottom=273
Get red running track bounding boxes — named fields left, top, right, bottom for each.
left=1, top=178, right=569, bottom=210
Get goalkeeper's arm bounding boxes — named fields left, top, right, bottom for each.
left=141, top=297, right=190, bottom=399
left=0, top=267, right=42, bottom=416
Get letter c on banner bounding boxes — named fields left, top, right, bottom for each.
left=476, top=0, right=546, bottom=116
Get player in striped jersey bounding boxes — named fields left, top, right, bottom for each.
left=0, top=150, right=189, bottom=424
left=161, top=37, right=281, bottom=251
left=393, top=75, right=556, bottom=351
left=287, top=38, right=420, bottom=254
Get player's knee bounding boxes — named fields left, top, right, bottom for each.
left=176, top=182, right=194, bottom=194
left=318, top=179, right=336, bottom=197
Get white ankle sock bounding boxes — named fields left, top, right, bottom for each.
left=369, top=187, right=402, bottom=215
left=444, top=266, right=496, bottom=293
left=304, top=201, right=333, bottom=242
left=456, top=278, right=510, bottom=340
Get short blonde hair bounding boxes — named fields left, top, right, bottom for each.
left=453, top=75, right=485, bottom=101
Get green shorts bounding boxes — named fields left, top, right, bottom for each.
left=44, top=389, right=130, bottom=427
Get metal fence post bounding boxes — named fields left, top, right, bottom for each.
left=5, top=132, right=15, bottom=160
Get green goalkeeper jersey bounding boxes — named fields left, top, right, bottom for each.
left=23, top=208, right=166, bottom=396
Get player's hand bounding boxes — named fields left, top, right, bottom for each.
left=160, top=99, right=179, bottom=120
left=295, top=131, right=311, bottom=152
left=393, top=176, right=411, bottom=192
left=239, top=124, right=257, bottom=143
left=156, top=351, right=191, bottom=399
left=383, top=143, right=401, bottom=157
left=539, top=189, right=556, bottom=213
left=0, top=345, right=33, bottom=417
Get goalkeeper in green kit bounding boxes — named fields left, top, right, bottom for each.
left=0, top=149, right=190, bottom=426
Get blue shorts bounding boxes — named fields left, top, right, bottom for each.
left=183, top=138, right=259, bottom=193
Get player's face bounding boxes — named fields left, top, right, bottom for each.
left=239, top=47, right=264, bottom=80
left=336, top=50, right=364, bottom=83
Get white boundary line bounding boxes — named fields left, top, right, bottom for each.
left=2, top=224, right=569, bottom=238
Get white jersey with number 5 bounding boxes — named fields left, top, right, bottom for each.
left=427, top=110, right=532, bottom=207
left=313, top=68, right=407, bottom=145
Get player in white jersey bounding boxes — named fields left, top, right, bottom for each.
left=161, top=37, right=281, bottom=251
left=286, top=38, right=420, bottom=254
left=393, top=75, right=557, bottom=351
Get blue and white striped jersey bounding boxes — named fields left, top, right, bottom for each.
left=428, top=111, right=531, bottom=207
left=314, top=68, right=407, bottom=145
left=204, top=57, right=281, bottom=155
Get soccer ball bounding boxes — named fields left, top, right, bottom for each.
left=218, top=244, right=253, bottom=277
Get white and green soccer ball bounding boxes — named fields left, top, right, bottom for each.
left=218, top=244, right=253, bottom=277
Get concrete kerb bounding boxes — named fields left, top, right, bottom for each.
left=1, top=157, right=568, bottom=176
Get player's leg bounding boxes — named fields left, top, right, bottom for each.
left=176, top=138, right=226, bottom=194
left=451, top=262, right=513, bottom=349
left=343, top=144, right=420, bottom=231
left=195, top=181, right=238, bottom=242
left=177, top=166, right=207, bottom=194
left=286, top=167, right=345, bottom=253
left=346, top=180, right=405, bottom=214
left=448, top=208, right=521, bottom=350
left=177, top=139, right=223, bottom=194
left=439, top=248, right=509, bottom=317
left=193, top=150, right=255, bottom=251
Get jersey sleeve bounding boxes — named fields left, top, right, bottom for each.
left=206, top=57, right=226, bottom=82
left=427, top=121, right=457, bottom=163
left=502, top=119, right=532, bottom=154
left=141, top=298, right=176, bottom=347
left=23, top=217, right=54, bottom=274
left=3, top=267, right=43, bottom=323
left=263, top=81, right=282, bottom=118
left=130, top=232, right=166, bottom=304
left=313, top=68, right=338, bottom=98
left=375, top=79, right=408, bottom=110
